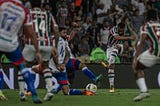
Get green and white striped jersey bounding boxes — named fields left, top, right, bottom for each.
left=25, top=7, right=57, bottom=46
left=140, top=20, right=160, bottom=56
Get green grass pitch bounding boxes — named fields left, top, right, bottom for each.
left=0, top=89, right=160, bottom=106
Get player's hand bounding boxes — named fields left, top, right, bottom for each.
left=57, top=64, right=65, bottom=71
left=52, top=47, right=58, bottom=58
left=101, top=61, right=109, bottom=68
left=32, top=64, right=42, bottom=74
left=132, top=57, right=137, bottom=70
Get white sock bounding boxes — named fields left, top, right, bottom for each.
left=43, top=69, right=53, bottom=92
left=108, top=69, right=114, bottom=87
left=18, top=71, right=25, bottom=93
left=136, top=78, right=148, bottom=92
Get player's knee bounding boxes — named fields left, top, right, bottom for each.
left=42, top=61, right=49, bottom=69
left=62, top=89, right=69, bottom=95
left=25, top=61, right=33, bottom=67
left=134, top=70, right=144, bottom=78
left=108, top=64, right=115, bottom=69
left=135, top=61, right=146, bottom=70
left=79, top=63, right=86, bottom=69
left=62, top=85, right=70, bottom=95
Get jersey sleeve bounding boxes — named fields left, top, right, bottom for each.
left=23, top=9, right=33, bottom=26
left=57, top=37, right=66, bottom=64
left=51, top=14, right=58, bottom=27
left=140, top=24, right=148, bottom=35
left=110, top=26, right=119, bottom=36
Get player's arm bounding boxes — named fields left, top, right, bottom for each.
left=52, top=47, right=58, bottom=65
left=114, top=34, right=136, bottom=40
left=132, top=33, right=147, bottom=70
left=50, top=13, right=59, bottom=40
left=134, top=33, right=147, bottom=58
left=23, top=25, right=42, bottom=64
left=56, top=38, right=66, bottom=71
left=126, top=20, right=138, bottom=37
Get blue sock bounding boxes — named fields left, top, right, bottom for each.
left=22, top=70, right=37, bottom=96
left=69, top=89, right=83, bottom=95
left=26, top=72, right=36, bottom=92
left=31, top=72, right=36, bottom=83
left=82, top=67, right=96, bottom=81
left=0, top=70, right=4, bottom=90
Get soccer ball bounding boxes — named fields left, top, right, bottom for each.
left=85, top=83, right=97, bottom=93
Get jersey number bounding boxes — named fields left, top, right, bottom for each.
left=33, top=20, right=46, bottom=34
left=1, top=13, right=17, bottom=32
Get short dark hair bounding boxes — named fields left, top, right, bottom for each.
left=118, top=22, right=125, bottom=28
left=31, top=1, right=41, bottom=8
left=59, top=27, right=67, bottom=32
left=42, top=3, right=51, bottom=8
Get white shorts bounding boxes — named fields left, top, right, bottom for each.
left=138, top=50, right=160, bottom=67
left=22, top=45, right=52, bottom=62
left=106, top=44, right=124, bottom=58
left=106, top=47, right=113, bottom=59
left=106, top=44, right=123, bottom=64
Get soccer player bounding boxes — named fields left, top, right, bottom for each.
left=132, top=9, right=160, bottom=101
left=106, top=22, right=136, bottom=93
left=0, top=0, right=42, bottom=103
left=22, top=2, right=58, bottom=101
left=49, top=27, right=89, bottom=95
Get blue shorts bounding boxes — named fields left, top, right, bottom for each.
left=52, top=71, right=69, bottom=85
left=0, top=47, right=24, bottom=66
left=66, top=58, right=81, bottom=79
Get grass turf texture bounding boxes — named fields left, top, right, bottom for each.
left=0, top=89, right=160, bottom=106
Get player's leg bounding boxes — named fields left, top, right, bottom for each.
left=107, top=44, right=124, bottom=93
left=25, top=69, right=35, bottom=96
left=106, top=47, right=117, bottom=93
left=67, top=58, right=102, bottom=83
left=132, top=50, right=156, bottom=101
left=80, top=64, right=102, bottom=82
left=53, top=71, right=85, bottom=95
left=6, top=47, right=42, bottom=104
left=21, top=45, right=41, bottom=101
left=17, top=71, right=26, bottom=101
left=19, top=63, right=42, bottom=103
left=133, top=68, right=150, bottom=102
left=62, top=85, right=85, bottom=95
left=42, top=61, right=56, bottom=101
left=38, top=46, right=56, bottom=101
left=18, top=67, right=34, bottom=97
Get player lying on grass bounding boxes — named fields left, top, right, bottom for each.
left=48, top=27, right=95, bottom=96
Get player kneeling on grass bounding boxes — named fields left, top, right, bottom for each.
left=48, top=27, right=92, bottom=96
